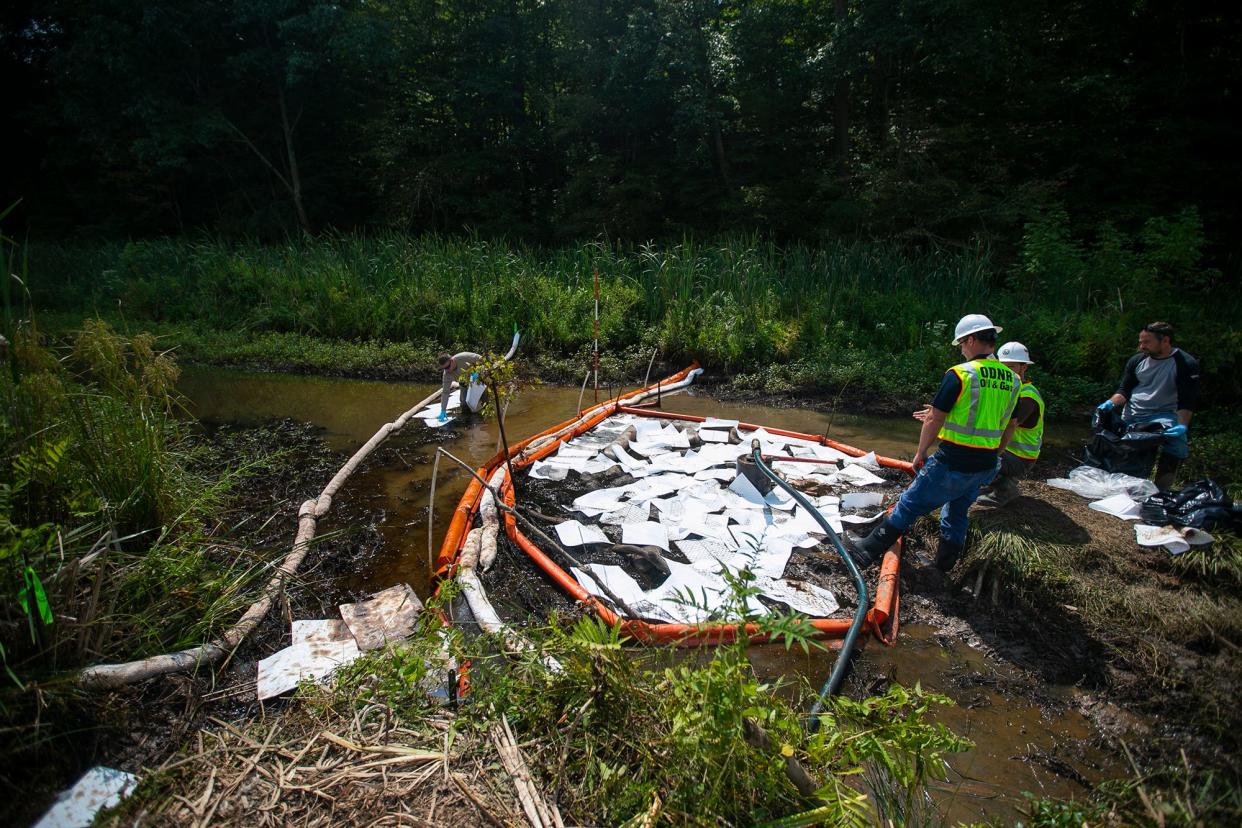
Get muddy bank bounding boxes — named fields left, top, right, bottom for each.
left=19, top=367, right=1237, bottom=824
left=899, top=477, right=1242, bottom=784
left=4, top=418, right=386, bottom=828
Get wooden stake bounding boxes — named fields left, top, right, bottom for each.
left=593, top=269, right=600, bottom=404
left=428, top=450, right=441, bottom=576
left=490, top=379, right=517, bottom=499
left=577, top=369, right=590, bottom=415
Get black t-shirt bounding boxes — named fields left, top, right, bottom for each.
left=928, top=361, right=1004, bottom=473
left=1013, top=395, right=1040, bottom=429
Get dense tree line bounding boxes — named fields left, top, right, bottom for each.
left=3, top=0, right=1240, bottom=259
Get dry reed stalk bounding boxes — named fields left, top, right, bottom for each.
left=131, top=696, right=512, bottom=828
left=492, top=713, right=564, bottom=828
left=452, top=772, right=506, bottom=827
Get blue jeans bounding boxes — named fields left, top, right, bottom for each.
left=1123, top=411, right=1189, bottom=459
left=888, top=454, right=999, bottom=547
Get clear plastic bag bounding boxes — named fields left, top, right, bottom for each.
left=1045, top=464, right=1159, bottom=501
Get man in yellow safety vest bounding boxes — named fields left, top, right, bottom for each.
left=976, top=341, right=1044, bottom=507
left=848, top=314, right=1021, bottom=572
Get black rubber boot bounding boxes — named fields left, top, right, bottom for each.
left=846, top=519, right=902, bottom=568
left=976, top=474, right=1019, bottom=507
left=933, top=537, right=964, bottom=572
left=1153, top=455, right=1183, bottom=493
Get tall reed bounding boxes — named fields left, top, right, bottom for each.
left=25, top=228, right=1238, bottom=407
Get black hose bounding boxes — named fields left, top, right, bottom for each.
left=749, top=441, right=869, bottom=732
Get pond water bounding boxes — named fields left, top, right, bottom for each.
left=180, top=366, right=1114, bottom=823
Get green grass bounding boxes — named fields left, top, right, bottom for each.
left=0, top=318, right=326, bottom=817
left=1018, top=756, right=1242, bottom=827
left=26, top=228, right=1240, bottom=420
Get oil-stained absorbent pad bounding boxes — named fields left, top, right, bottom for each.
left=555, top=520, right=609, bottom=547
left=291, top=619, right=352, bottom=647
left=841, top=492, right=884, bottom=510
left=702, top=417, right=739, bottom=429
left=33, top=767, right=139, bottom=828
left=757, top=579, right=839, bottom=617
left=831, top=465, right=887, bottom=486
left=1134, top=524, right=1189, bottom=555
left=622, top=521, right=670, bottom=551
left=1088, top=494, right=1142, bottom=520
left=598, top=503, right=653, bottom=525
left=573, top=487, right=630, bottom=512
left=570, top=564, right=648, bottom=607
left=258, top=639, right=361, bottom=700
left=414, top=389, right=461, bottom=418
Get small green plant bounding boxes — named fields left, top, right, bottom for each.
left=471, top=344, right=538, bottom=420
left=447, top=556, right=970, bottom=826
left=1017, top=790, right=1110, bottom=827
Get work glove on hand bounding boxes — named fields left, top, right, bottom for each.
left=1163, top=424, right=1188, bottom=439
left=469, top=371, right=479, bottom=383
left=1096, top=400, right=1115, bottom=412
left=437, top=412, right=448, bottom=423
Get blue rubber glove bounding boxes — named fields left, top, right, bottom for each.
left=1096, top=399, right=1115, bottom=412
left=469, top=371, right=479, bottom=383
left=1163, top=424, right=1187, bottom=439
left=437, top=411, right=447, bottom=423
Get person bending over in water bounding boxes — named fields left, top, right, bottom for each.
left=436, top=351, right=484, bottom=422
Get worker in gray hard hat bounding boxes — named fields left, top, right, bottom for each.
left=848, top=314, right=1020, bottom=573
left=976, top=342, right=1044, bottom=507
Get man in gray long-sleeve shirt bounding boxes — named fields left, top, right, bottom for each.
left=437, top=351, right=484, bottom=420
left=1096, top=321, right=1200, bottom=491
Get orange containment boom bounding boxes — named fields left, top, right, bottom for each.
left=435, top=364, right=908, bottom=647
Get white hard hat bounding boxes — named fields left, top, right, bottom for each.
left=952, top=313, right=1002, bottom=345
left=997, top=341, right=1033, bottom=364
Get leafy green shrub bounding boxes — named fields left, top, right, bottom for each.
left=0, top=317, right=256, bottom=681
left=448, top=570, right=970, bottom=826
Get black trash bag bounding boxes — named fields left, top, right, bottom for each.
left=1140, top=479, right=1241, bottom=531
left=1121, top=421, right=1169, bottom=445
left=1092, top=406, right=1125, bottom=437
left=1084, top=434, right=1159, bottom=478
left=1083, top=417, right=1166, bottom=478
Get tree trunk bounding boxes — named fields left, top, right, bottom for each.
left=832, top=0, right=850, bottom=167
left=277, top=84, right=312, bottom=234
left=713, top=123, right=732, bottom=189
left=872, top=51, right=893, bottom=146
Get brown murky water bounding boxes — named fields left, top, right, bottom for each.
left=180, top=366, right=1115, bottom=823
left=751, top=631, right=1118, bottom=823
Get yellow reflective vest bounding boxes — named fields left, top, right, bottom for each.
left=937, top=358, right=1020, bottom=451
left=1005, top=382, right=1045, bottom=461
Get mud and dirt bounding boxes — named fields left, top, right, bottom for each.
left=17, top=368, right=1239, bottom=824
left=891, top=473, right=1241, bottom=782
